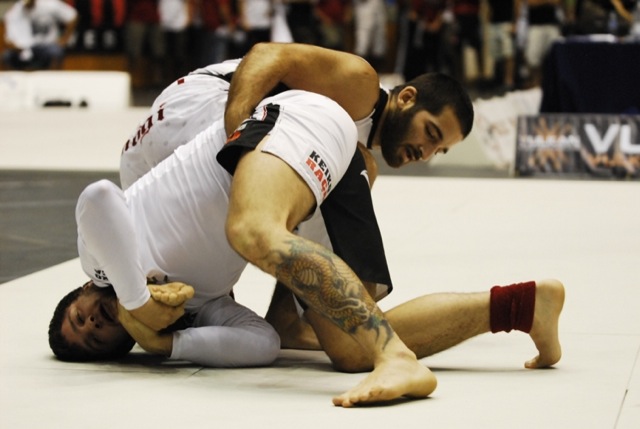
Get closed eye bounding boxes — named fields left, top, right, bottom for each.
left=426, top=123, right=443, bottom=143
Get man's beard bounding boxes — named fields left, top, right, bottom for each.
left=378, top=106, right=417, bottom=168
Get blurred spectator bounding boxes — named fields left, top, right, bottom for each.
left=125, top=0, right=165, bottom=86
left=485, top=0, right=516, bottom=91
left=573, top=0, right=635, bottom=35
left=402, top=0, right=448, bottom=80
left=316, top=0, right=348, bottom=50
left=271, top=0, right=293, bottom=43
left=2, top=0, right=78, bottom=70
left=350, top=0, right=387, bottom=70
left=632, top=0, right=640, bottom=37
left=517, top=0, right=562, bottom=87
left=68, top=0, right=126, bottom=52
left=188, top=0, right=235, bottom=67
left=236, top=0, right=271, bottom=55
left=159, top=0, right=192, bottom=82
left=284, top=0, right=321, bottom=44
left=450, top=0, right=485, bottom=84
left=394, top=0, right=411, bottom=73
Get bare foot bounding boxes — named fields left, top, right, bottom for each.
left=525, top=279, right=565, bottom=368
left=148, top=282, right=195, bottom=307
left=332, top=352, right=437, bottom=407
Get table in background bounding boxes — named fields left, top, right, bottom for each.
left=540, top=38, right=640, bottom=114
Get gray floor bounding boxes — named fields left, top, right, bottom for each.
left=0, top=170, right=119, bottom=283
left=0, top=88, right=154, bottom=283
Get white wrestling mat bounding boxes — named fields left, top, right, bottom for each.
left=1, top=109, right=639, bottom=428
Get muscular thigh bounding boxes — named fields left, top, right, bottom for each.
left=229, top=139, right=317, bottom=233
left=224, top=90, right=358, bottom=233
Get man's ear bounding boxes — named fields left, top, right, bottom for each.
left=397, top=86, right=417, bottom=109
left=81, top=280, right=94, bottom=292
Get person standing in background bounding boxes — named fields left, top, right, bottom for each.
left=517, top=0, right=562, bottom=87
left=159, top=0, right=193, bottom=83
left=450, top=0, right=485, bottom=85
left=349, top=0, right=388, bottom=71
left=125, top=0, right=166, bottom=87
left=283, top=0, right=321, bottom=45
left=236, top=0, right=272, bottom=55
left=189, top=0, right=235, bottom=67
left=485, top=0, right=516, bottom=91
left=316, top=0, right=349, bottom=50
left=2, top=0, right=78, bottom=70
left=401, top=0, right=448, bottom=81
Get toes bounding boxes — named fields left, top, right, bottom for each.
left=332, top=395, right=350, bottom=407
left=524, top=356, right=539, bottom=369
left=332, top=391, right=363, bottom=408
left=333, top=389, right=378, bottom=407
left=182, top=285, right=195, bottom=299
left=167, top=292, right=178, bottom=305
left=525, top=354, right=559, bottom=369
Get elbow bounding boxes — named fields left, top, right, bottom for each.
left=77, top=180, right=120, bottom=217
left=225, top=215, right=272, bottom=266
left=246, top=41, right=278, bottom=59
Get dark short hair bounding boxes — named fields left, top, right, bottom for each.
left=391, top=73, right=474, bottom=138
left=48, top=282, right=135, bottom=362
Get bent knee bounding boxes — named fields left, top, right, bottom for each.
left=253, top=327, right=281, bottom=366
left=225, top=216, right=270, bottom=261
left=225, top=213, right=294, bottom=269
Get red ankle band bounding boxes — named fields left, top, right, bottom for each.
left=490, top=281, right=536, bottom=333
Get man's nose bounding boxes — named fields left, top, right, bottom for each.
left=420, top=146, right=434, bottom=162
left=88, top=314, right=102, bottom=329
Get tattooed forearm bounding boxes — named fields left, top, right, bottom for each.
left=272, top=238, right=393, bottom=343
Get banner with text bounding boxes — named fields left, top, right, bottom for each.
left=515, top=114, right=640, bottom=179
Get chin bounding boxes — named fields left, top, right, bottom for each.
left=382, top=153, right=403, bottom=168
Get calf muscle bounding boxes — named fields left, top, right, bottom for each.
left=272, top=237, right=393, bottom=345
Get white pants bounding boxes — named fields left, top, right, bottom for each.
left=353, top=0, right=387, bottom=58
